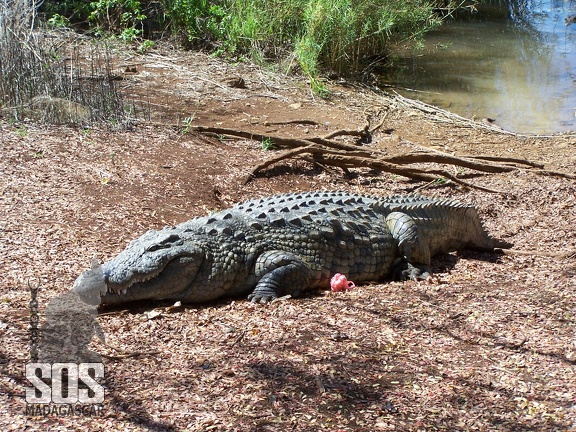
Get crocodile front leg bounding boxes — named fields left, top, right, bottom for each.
left=386, top=212, right=432, bottom=281
left=248, top=251, right=313, bottom=303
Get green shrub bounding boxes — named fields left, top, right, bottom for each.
left=162, top=0, right=219, bottom=47
left=296, top=0, right=440, bottom=78
left=224, top=0, right=306, bottom=60
left=88, top=0, right=146, bottom=36
left=40, top=0, right=460, bottom=90
left=199, top=0, right=440, bottom=82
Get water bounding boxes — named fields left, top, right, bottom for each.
left=383, top=1, right=576, bottom=134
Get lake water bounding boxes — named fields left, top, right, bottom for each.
left=383, top=0, right=576, bottom=134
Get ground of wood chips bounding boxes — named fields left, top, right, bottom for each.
left=1, top=46, right=575, bottom=431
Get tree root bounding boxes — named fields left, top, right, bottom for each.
left=191, top=125, right=575, bottom=193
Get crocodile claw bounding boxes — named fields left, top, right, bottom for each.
left=248, top=293, right=277, bottom=304
left=392, top=260, right=431, bottom=281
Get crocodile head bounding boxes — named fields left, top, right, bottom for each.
left=73, top=228, right=204, bottom=306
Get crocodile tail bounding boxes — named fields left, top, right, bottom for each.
left=468, top=235, right=512, bottom=252
left=490, top=237, right=513, bottom=250
left=465, top=206, right=513, bottom=251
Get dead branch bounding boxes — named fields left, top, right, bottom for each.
left=317, top=151, right=506, bottom=194
left=383, top=152, right=518, bottom=174
left=323, top=129, right=368, bottom=140
left=264, top=119, right=319, bottom=126
left=192, top=125, right=363, bottom=152
left=528, top=168, right=576, bottom=180
left=246, top=143, right=506, bottom=194
left=469, top=155, right=544, bottom=168
left=192, top=124, right=574, bottom=192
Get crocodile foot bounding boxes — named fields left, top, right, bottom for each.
left=392, top=259, right=431, bottom=281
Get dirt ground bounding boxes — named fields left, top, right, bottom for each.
left=1, top=46, right=575, bottom=431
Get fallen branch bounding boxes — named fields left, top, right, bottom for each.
left=245, top=144, right=506, bottom=194
left=191, top=124, right=574, bottom=192
left=264, top=119, right=319, bottom=126
left=193, top=125, right=364, bottom=152
left=318, top=151, right=507, bottom=194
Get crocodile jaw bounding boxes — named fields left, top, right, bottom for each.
left=73, top=229, right=204, bottom=305
left=100, top=253, right=203, bottom=305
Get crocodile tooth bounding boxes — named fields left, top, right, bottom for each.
left=121, top=289, right=127, bottom=295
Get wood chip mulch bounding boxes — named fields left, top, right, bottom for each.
left=1, top=48, right=575, bottom=431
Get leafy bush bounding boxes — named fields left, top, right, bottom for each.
left=86, top=0, right=146, bottom=40
left=162, top=0, right=441, bottom=82
left=39, top=0, right=466, bottom=90
left=161, top=0, right=218, bottom=47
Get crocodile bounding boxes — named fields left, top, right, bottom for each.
left=73, top=191, right=511, bottom=305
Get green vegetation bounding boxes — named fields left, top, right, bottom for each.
left=40, top=1, right=475, bottom=86
left=0, top=0, right=477, bottom=126
left=261, top=137, right=276, bottom=151
left=182, top=116, right=194, bottom=134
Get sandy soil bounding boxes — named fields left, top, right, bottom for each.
left=1, top=46, right=575, bottom=431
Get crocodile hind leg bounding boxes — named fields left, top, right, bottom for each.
left=385, top=212, right=432, bottom=281
left=248, top=251, right=313, bottom=303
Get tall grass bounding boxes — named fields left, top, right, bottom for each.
left=160, top=0, right=213, bottom=47
left=161, top=0, right=442, bottom=85
left=225, top=0, right=306, bottom=60
left=296, top=0, right=440, bottom=77
left=39, top=1, right=464, bottom=91
left=0, top=0, right=126, bottom=124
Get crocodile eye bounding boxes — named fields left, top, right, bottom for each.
left=146, top=235, right=182, bottom=251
